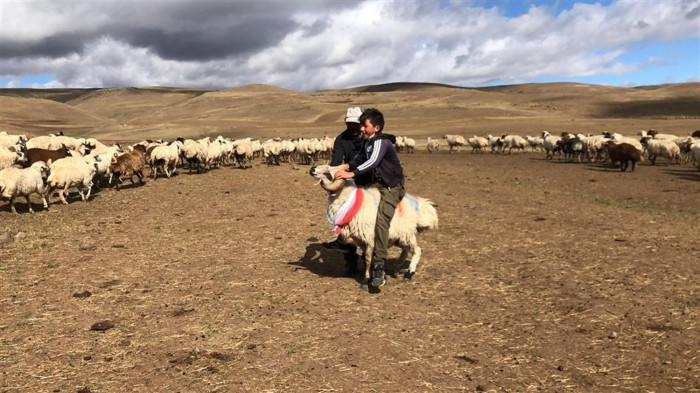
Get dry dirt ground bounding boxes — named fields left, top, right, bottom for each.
left=1, top=149, right=698, bottom=393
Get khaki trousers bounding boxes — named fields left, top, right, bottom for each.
left=372, top=182, right=405, bottom=268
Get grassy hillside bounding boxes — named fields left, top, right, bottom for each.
left=1, top=82, right=698, bottom=142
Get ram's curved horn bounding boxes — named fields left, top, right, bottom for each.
left=320, top=178, right=345, bottom=192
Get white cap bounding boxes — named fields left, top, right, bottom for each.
left=345, top=107, right=362, bottom=124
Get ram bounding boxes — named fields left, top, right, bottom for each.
left=310, top=165, right=438, bottom=289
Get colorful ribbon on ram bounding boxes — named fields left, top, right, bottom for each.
left=332, top=188, right=364, bottom=234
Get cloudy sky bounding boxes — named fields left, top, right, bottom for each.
left=1, top=0, right=698, bottom=91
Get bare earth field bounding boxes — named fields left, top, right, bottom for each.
left=1, top=149, right=699, bottom=393
left=1, top=82, right=699, bottom=392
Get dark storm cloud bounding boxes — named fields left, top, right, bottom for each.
left=0, top=1, right=355, bottom=62
left=0, top=32, right=85, bottom=58
left=124, top=17, right=298, bottom=61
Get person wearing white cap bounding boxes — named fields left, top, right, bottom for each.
left=321, top=106, right=367, bottom=275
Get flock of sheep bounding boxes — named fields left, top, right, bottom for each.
left=1, top=127, right=699, bottom=213
left=0, top=132, right=337, bottom=214
left=440, top=130, right=700, bottom=172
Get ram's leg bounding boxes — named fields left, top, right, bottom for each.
left=392, top=247, right=411, bottom=276
left=404, top=245, right=422, bottom=281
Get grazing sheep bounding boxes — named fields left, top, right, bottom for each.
left=109, top=148, right=146, bottom=190
left=0, top=147, right=27, bottom=170
left=0, top=161, right=50, bottom=213
left=309, top=165, right=439, bottom=288
left=467, top=135, right=488, bottom=153
left=640, top=136, right=681, bottom=165
left=443, top=134, right=466, bottom=153
left=47, top=157, right=98, bottom=204
left=426, top=137, right=440, bottom=153
left=606, top=141, right=642, bottom=172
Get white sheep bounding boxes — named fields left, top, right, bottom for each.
left=206, top=138, right=224, bottom=169
left=579, top=134, right=610, bottom=162
left=485, top=134, right=504, bottom=153
left=541, top=131, right=561, bottom=159
left=646, top=129, right=678, bottom=141
left=310, top=165, right=439, bottom=288
left=690, top=141, right=700, bottom=170
left=640, top=136, right=681, bottom=165
left=149, top=140, right=183, bottom=178
left=27, top=135, right=87, bottom=155
left=467, top=136, right=488, bottom=153
left=232, top=140, right=254, bottom=169
left=0, top=133, right=28, bottom=150
left=262, top=139, right=283, bottom=165
left=0, top=161, right=50, bottom=213
left=394, top=136, right=406, bottom=152
left=404, top=137, right=415, bottom=153
left=525, top=135, right=544, bottom=152
left=0, top=147, right=27, bottom=171
left=426, top=137, right=440, bottom=154
left=443, top=134, right=466, bottom=153
left=47, top=157, right=98, bottom=204
left=501, top=134, right=528, bottom=154
left=604, top=131, right=643, bottom=153
left=181, top=139, right=208, bottom=173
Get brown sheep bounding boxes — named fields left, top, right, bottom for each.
left=109, top=148, right=146, bottom=190
left=23, top=145, right=73, bottom=167
left=605, top=141, right=643, bottom=172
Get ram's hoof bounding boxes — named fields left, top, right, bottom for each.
left=403, top=271, right=415, bottom=282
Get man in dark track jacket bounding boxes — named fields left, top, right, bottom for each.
left=334, top=108, right=405, bottom=288
left=322, top=107, right=365, bottom=275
